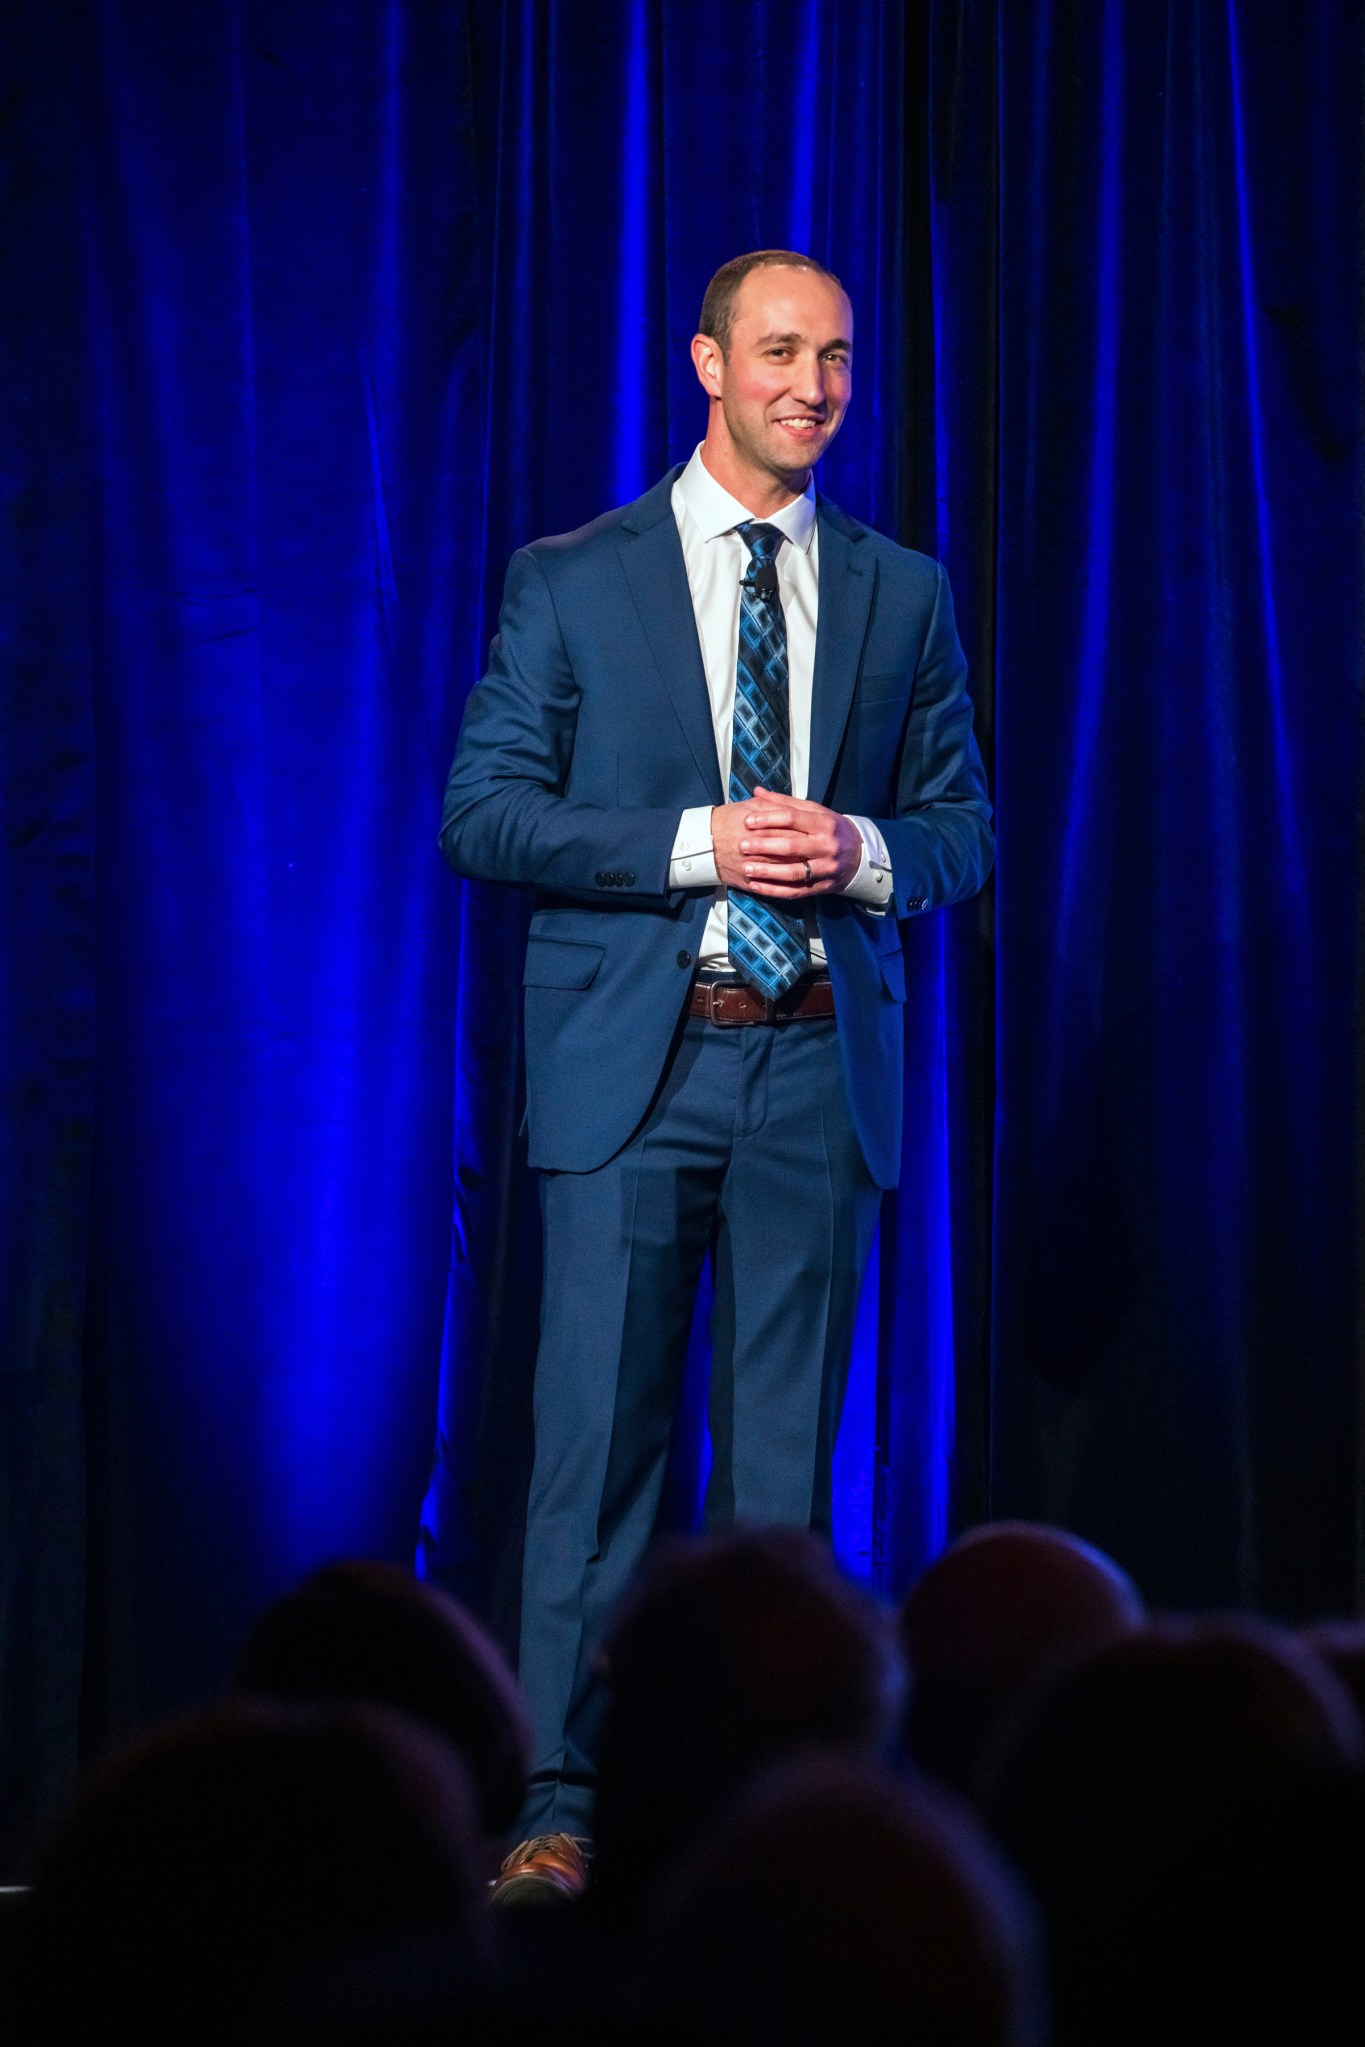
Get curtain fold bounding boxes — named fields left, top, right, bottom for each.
left=0, top=0, right=96, bottom=1874
left=988, top=0, right=1362, bottom=1611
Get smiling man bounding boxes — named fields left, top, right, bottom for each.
left=440, top=251, right=993, bottom=1886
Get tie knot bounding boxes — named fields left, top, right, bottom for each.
left=738, top=521, right=783, bottom=566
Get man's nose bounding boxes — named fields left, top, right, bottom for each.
left=791, top=352, right=829, bottom=409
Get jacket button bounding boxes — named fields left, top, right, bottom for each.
left=623, top=871, right=635, bottom=885
left=595, top=871, right=606, bottom=886
left=676, top=950, right=692, bottom=968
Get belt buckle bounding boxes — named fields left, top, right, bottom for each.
left=707, top=979, right=752, bottom=1027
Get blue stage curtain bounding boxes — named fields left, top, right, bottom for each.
left=987, top=0, right=1362, bottom=1613
left=1, top=0, right=1360, bottom=1870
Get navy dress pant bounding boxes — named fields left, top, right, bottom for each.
left=515, top=1007, right=882, bottom=1839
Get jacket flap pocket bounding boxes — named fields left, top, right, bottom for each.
left=523, top=937, right=605, bottom=991
left=879, top=944, right=907, bottom=1002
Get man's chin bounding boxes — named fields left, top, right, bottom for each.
left=767, top=426, right=834, bottom=476
left=777, top=427, right=823, bottom=453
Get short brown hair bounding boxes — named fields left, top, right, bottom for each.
left=698, top=250, right=845, bottom=355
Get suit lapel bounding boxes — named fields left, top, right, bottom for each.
left=617, top=483, right=723, bottom=802
left=808, top=506, right=875, bottom=804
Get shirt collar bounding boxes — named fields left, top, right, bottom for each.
left=677, top=444, right=817, bottom=555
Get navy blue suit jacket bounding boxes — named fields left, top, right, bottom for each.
left=441, top=467, right=993, bottom=1190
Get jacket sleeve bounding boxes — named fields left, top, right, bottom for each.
left=874, top=561, right=994, bottom=919
left=439, top=546, right=682, bottom=905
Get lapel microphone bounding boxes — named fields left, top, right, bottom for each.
left=743, top=558, right=780, bottom=604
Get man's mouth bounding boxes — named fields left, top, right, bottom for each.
left=775, top=416, right=825, bottom=436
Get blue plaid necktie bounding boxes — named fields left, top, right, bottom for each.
left=726, top=522, right=812, bottom=1000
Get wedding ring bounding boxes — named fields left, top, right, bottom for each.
left=803, top=860, right=813, bottom=887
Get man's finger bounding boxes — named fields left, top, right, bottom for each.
left=741, top=843, right=819, bottom=868
left=741, top=833, right=804, bottom=859
left=744, top=877, right=829, bottom=897
left=742, top=818, right=834, bottom=845
left=753, top=786, right=820, bottom=817
left=752, top=785, right=812, bottom=807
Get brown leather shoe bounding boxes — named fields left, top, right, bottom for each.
left=489, top=1831, right=591, bottom=1908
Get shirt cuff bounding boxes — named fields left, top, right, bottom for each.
left=669, top=804, right=720, bottom=890
left=841, top=815, right=894, bottom=911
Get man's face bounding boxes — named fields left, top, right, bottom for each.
left=695, top=266, right=854, bottom=492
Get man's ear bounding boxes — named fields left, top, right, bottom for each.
left=690, top=331, right=724, bottom=400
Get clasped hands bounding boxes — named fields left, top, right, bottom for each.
left=711, top=787, right=863, bottom=899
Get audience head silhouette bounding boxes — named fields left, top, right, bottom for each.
left=983, top=1614, right=1362, bottom=1903
left=236, top=1557, right=530, bottom=1853
left=979, top=1614, right=1363, bottom=2041
left=900, top=1520, right=1143, bottom=1793
left=592, top=1526, right=901, bottom=1920
left=651, top=1755, right=1046, bottom=2047
left=17, top=1701, right=487, bottom=2043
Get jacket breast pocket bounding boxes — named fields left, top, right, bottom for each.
left=523, top=937, right=605, bottom=991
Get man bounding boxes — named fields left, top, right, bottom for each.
left=440, top=251, right=993, bottom=1867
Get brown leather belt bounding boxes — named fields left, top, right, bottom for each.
left=688, top=973, right=836, bottom=1027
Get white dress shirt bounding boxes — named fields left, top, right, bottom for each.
left=666, top=446, right=893, bottom=969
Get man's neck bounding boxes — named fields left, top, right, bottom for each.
left=698, top=439, right=809, bottom=519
